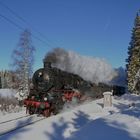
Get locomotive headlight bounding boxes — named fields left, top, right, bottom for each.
left=44, top=97, right=48, bottom=101
left=38, top=72, right=42, bottom=77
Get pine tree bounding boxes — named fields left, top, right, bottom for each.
left=126, top=13, right=140, bottom=94
left=12, top=29, right=35, bottom=98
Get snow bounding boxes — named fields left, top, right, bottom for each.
left=0, top=114, right=44, bottom=136
left=0, top=110, right=27, bottom=123
left=0, top=89, right=16, bottom=98
left=14, top=89, right=27, bottom=101
left=103, top=91, right=113, bottom=95
left=0, top=93, right=140, bottom=140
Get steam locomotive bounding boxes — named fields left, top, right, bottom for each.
left=24, top=61, right=88, bottom=116
left=24, top=61, right=125, bottom=117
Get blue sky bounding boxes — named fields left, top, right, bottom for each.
left=0, top=0, right=140, bottom=71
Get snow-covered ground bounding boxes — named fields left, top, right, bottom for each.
left=0, top=93, right=140, bottom=140
left=0, top=89, right=16, bottom=98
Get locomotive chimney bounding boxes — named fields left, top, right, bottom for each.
left=44, top=61, right=52, bottom=69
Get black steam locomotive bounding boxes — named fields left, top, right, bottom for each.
left=24, top=61, right=90, bottom=116
left=24, top=61, right=125, bottom=117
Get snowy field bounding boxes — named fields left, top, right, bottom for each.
left=0, top=93, right=140, bottom=140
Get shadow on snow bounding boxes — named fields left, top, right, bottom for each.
left=67, top=117, right=138, bottom=140
left=45, top=109, right=139, bottom=140
left=0, top=116, right=33, bottom=140
left=44, top=111, right=91, bottom=140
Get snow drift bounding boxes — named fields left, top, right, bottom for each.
left=44, top=48, right=117, bottom=84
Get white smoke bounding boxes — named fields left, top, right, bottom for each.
left=44, top=48, right=117, bottom=84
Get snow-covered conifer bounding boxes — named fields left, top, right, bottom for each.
left=126, top=12, right=140, bottom=94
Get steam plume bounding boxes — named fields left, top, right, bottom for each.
left=44, top=48, right=117, bottom=84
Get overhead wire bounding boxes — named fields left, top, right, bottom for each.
left=0, top=1, right=51, bottom=40
left=0, top=1, right=60, bottom=49
left=0, top=13, right=52, bottom=48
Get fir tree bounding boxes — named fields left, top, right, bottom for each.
left=126, top=12, right=140, bottom=94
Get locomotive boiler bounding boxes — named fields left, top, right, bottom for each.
left=32, top=61, right=90, bottom=93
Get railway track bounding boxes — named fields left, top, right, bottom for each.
left=0, top=114, right=31, bottom=124
left=0, top=100, right=88, bottom=137
left=0, top=114, right=46, bottom=137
